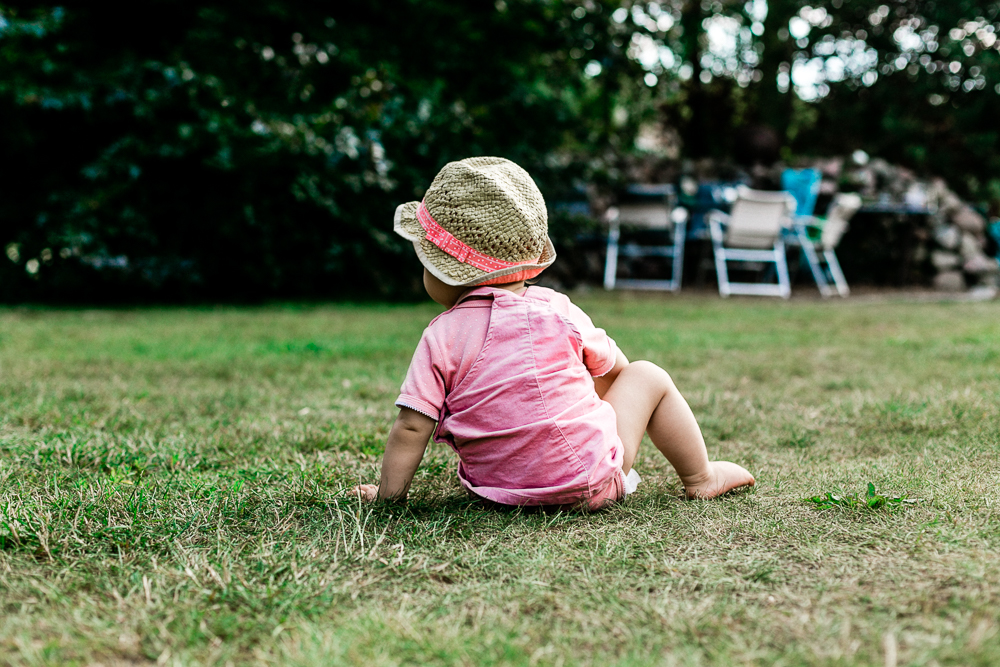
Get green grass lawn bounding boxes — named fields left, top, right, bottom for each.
left=1, top=294, right=998, bottom=666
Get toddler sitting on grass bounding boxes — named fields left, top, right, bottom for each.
left=353, top=157, right=754, bottom=510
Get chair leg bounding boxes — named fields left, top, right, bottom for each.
left=713, top=247, right=731, bottom=297
left=823, top=249, right=850, bottom=296
left=670, top=222, right=686, bottom=292
left=775, top=242, right=791, bottom=299
left=603, top=223, right=620, bottom=290
left=709, top=219, right=731, bottom=297
left=797, top=227, right=833, bottom=297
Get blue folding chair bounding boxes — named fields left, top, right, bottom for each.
left=781, top=168, right=822, bottom=218
left=781, top=168, right=844, bottom=297
left=989, top=220, right=1000, bottom=258
left=678, top=181, right=741, bottom=239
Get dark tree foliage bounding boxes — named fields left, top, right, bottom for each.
left=0, top=1, right=639, bottom=301
left=677, top=1, right=999, bottom=192
left=1, top=1, right=997, bottom=302
left=790, top=2, right=1000, bottom=194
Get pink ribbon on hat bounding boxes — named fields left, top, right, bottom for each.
left=417, top=200, right=540, bottom=272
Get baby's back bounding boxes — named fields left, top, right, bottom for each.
left=405, top=287, right=623, bottom=505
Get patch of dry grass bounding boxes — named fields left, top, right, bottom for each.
left=1, top=296, right=998, bottom=666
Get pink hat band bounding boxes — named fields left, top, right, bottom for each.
left=417, top=201, right=541, bottom=273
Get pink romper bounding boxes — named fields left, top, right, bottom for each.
left=396, top=286, right=628, bottom=508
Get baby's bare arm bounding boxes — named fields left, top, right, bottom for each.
left=593, top=348, right=630, bottom=399
left=361, top=407, right=435, bottom=502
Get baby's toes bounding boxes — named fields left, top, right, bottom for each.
left=350, top=484, right=379, bottom=501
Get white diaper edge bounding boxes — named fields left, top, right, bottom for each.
left=623, top=469, right=641, bottom=495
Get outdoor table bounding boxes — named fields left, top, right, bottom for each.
left=839, top=200, right=935, bottom=285
left=858, top=202, right=935, bottom=216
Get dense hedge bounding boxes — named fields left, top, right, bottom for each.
left=0, top=2, right=638, bottom=301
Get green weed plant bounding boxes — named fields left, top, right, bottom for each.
left=805, top=482, right=919, bottom=511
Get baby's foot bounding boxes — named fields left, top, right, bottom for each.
left=681, top=462, right=755, bottom=500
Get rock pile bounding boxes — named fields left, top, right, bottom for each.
left=925, top=180, right=998, bottom=291
left=831, top=157, right=1000, bottom=292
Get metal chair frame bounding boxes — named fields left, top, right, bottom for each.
left=603, top=185, right=687, bottom=292
left=790, top=193, right=861, bottom=297
left=708, top=187, right=795, bottom=299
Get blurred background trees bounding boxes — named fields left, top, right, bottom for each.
left=1, top=0, right=997, bottom=301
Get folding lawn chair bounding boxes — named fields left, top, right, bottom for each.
left=791, top=193, right=861, bottom=297
left=603, top=184, right=687, bottom=292
left=782, top=167, right=847, bottom=297
left=707, top=186, right=795, bottom=298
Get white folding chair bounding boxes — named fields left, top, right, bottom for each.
left=707, top=186, right=795, bottom=298
left=603, top=185, right=687, bottom=292
left=792, top=192, right=861, bottom=297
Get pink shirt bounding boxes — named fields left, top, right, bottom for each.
left=396, top=286, right=623, bottom=506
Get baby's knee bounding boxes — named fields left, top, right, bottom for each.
left=627, top=360, right=676, bottom=392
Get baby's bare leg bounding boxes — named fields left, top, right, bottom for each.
left=603, top=361, right=754, bottom=499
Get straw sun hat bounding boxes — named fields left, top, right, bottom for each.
left=394, top=156, right=556, bottom=287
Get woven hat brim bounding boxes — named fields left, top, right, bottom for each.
left=394, top=202, right=556, bottom=287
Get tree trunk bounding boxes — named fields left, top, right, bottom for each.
left=679, top=0, right=708, bottom=157
left=750, top=0, right=795, bottom=142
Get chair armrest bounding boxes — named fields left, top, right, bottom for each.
left=707, top=209, right=729, bottom=245
left=793, top=215, right=826, bottom=243
left=706, top=209, right=730, bottom=226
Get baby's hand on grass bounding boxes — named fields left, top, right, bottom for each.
left=350, top=484, right=379, bottom=501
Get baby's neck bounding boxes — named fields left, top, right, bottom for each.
left=452, top=280, right=528, bottom=308
left=490, top=280, right=527, bottom=295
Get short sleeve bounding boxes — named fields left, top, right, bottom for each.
left=565, top=301, right=619, bottom=377
left=395, top=331, right=445, bottom=421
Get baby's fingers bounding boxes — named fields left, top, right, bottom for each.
left=349, top=484, right=379, bottom=501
